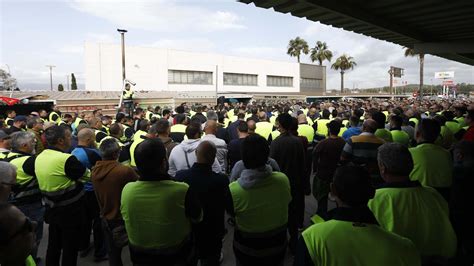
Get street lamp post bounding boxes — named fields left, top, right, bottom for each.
left=117, top=29, right=127, bottom=83
left=45, top=65, right=56, bottom=91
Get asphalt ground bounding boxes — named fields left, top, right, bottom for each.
left=36, top=194, right=323, bottom=266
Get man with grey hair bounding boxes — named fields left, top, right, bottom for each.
left=3, top=131, right=44, bottom=261
left=0, top=161, right=16, bottom=202
left=0, top=130, right=11, bottom=159
left=368, top=142, right=456, bottom=262
left=92, top=138, right=138, bottom=266
left=27, top=116, right=45, bottom=154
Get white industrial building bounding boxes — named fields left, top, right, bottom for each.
left=84, top=42, right=326, bottom=95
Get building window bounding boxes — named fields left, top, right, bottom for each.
left=168, top=70, right=213, bottom=85
left=267, top=75, right=293, bottom=87
left=223, top=73, right=258, bottom=86
left=300, top=78, right=322, bottom=89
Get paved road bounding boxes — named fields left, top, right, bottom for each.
left=36, top=195, right=320, bottom=266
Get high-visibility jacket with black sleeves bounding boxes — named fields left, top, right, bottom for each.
left=5, top=117, right=14, bottom=127
left=49, top=111, right=61, bottom=124
left=296, top=207, right=421, bottom=266
left=34, top=147, right=88, bottom=224
left=0, top=150, right=10, bottom=160
left=2, top=151, right=42, bottom=205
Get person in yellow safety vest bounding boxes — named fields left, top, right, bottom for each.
left=145, top=106, right=155, bottom=122
left=170, top=114, right=188, bottom=143
left=72, top=115, right=87, bottom=135
left=297, top=114, right=315, bottom=143
left=48, top=105, right=62, bottom=124
left=89, top=117, right=108, bottom=144
left=307, top=107, right=318, bottom=127
left=316, top=109, right=331, bottom=137
left=100, top=123, right=131, bottom=165
left=373, top=112, right=393, bottom=143
left=0, top=203, right=39, bottom=266
left=390, top=115, right=410, bottom=147
left=121, top=138, right=202, bottom=265
left=3, top=132, right=44, bottom=261
left=4, top=116, right=27, bottom=135
left=34, top=125, right=89, bottom=266
left=115, top=112, right=134, bottom=142
left=129, top=123, right=159, bottom=168
left=433, top=115, right=455, bottom=150
left=454, top=106, right=467, bottom=127
left=38, top=109, right=49, bottom=124
left=297, top=165, right=421, bottom=266
left=227, top=134, right=291, bottom=265
left=133, top=120, right=150, bottom=143
left=443, top=111, right=461, bottom=135
left=255, top=112, right=273, bottom=140
left=369, top=143, right=456, bottom=262
left=122, top=83, right=134, bottom=117
left=5, top=109, right=16, bottom=127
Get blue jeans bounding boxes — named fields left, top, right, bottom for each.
left=17, top=201, right=45, bottom=259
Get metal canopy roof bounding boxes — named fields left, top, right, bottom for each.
left=240, top=0, right=474, bottom=65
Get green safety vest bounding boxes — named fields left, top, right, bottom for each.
left=383, top=111, right=390, bottom=122
left=338, top=127, right=347, bottom=137
left=124, top=89, right=134, bottom=99
left=271, top=130, right=280, bottom=141
left=121, top=180, right=192, bottom=249
left=270, top=115, right=277, bottom=126
left=445, top=121, right=461, bottom=134
left=255, top=121, right=273, bottom=140
left=25, top=255, right=36, bottom=266
left=375, top=128, right=393, bottom=142
left=391, top=130, right=410, bottom=147
left=409, top=143, right=452, bottom=187
left=435, top=125, right=454, bottom=149
left=409, top=117, right=419, bottom=126
left=49, top=111, right=61, bottom=124
left=298, top=124, right=315, bottom=142
left=35, top=149, right=86, bottom=208
left=170, top=124, right=187, bottom=133
left=121, top=124, right=132, bottom=142
left=145, top=111, right=154, bottom=121
left=5, top=117, right=14, bottom=127
left=302, top=218, right=420, bottom=266
left=368, top=185, right=457, bottom=258
left=72, top=118, right=86, bottom=133
left=316, top=119, right=330, bottom=136
left=129, top=137, right=145, bottom=167
left=229, top=172, right=291, bottom=233
left=455, top=117, right=466, bottom=127
left=4, top=152, right=41, bottom=203
left=0, top=151, right=10, bottom=160
left=99, top=135, right=124, bottom=147
left=132, top=130, right=147, bottom=142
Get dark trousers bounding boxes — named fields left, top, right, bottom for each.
left=80, top=191, right=107, bottom=257
left=288, top=191, right=305, bottom=253
left=46, top=223, right=82, bottom=266
left=17, top=201, right=45, bottom=259
left=195, top=233, right=222, bottom=266
left=129, top=239, right=197, bottom=266
left=102, top=219, right=125, bottom=266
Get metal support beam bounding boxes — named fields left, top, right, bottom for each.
left=414, top=41, right=474, bottom=54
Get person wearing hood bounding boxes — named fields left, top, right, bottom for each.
left=168, top=122, right=221, bottom=178
left=227, top=134, right=291, bottom=266
left=156, top=119, right=177, bottom=159
left=92, top=138, right=139, bottom=266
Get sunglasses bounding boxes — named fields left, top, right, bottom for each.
left=0, top=217, right=35, bottom=246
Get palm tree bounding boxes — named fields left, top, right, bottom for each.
left=331, top=54, right=357, bottom=93
left=404, top=47, right=425, bottom=97
left=287, top=37, right=309, bottom=63
left=310, top=41, right=333, bottom=66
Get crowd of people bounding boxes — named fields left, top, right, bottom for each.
left=0, top=96, right=473, bottom=266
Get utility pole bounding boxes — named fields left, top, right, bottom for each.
left=46, top=65, right=56, bottom=91
left=117, top=29, right=127, bottom=83
left=66, top=74, right=70, bottom=90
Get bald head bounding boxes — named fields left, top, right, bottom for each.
left=297, top=114, right=307, bottom=124
left=196, top=141, right=216, bottom=165
left=77, top=128, right=95, bottom=147
left=204, top=120, right=218, bottom=135
left=247, top=120, right=256, bottom=133
left=362, top=119, right=378, bottom=134
left=89, top=118, right=101, bottom=129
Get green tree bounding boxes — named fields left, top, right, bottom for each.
left=310, top=41, right=333, bottom=66
left=331, top=54, right=357, bottom=93
left=404, top=47, right=425, bottom=97
left=71, top=73, right=77, bottom=90
left=287, top=37, right=309, bottom=63
left=58, top=84, right=64, bottom=91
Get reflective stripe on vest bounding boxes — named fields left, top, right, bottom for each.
left=5, top=153, right=41, bottom=203
left=49, top=111, right=61, bottom=123
left=170, top=124, right=187, bottom=133
left=130, top=137, right=145, bottom=167
left=35, top=149, right=84, bottom=208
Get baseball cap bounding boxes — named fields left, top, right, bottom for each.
left=0, top=130, right=11, bottom=140
left=14, top=115, right=27, bottom=122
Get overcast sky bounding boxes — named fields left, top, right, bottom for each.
left=1, top=0, right=473, bottom=91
